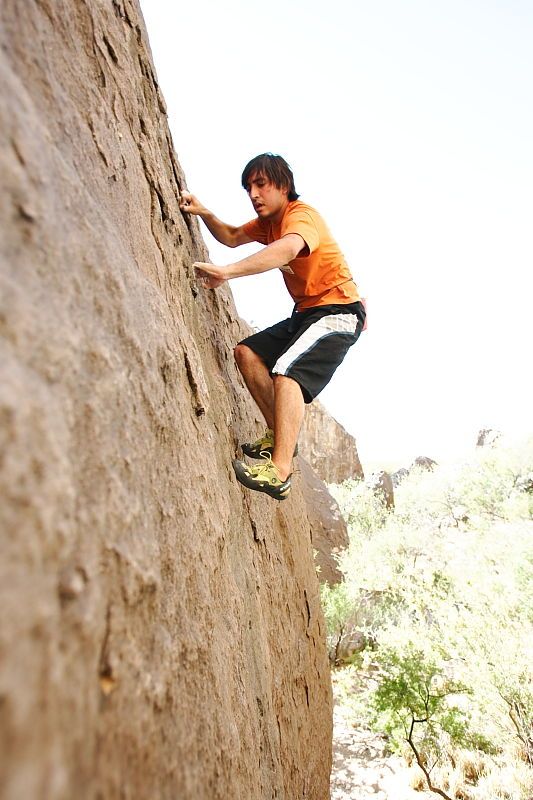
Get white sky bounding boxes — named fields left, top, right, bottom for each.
left=140, top=0, right=532, bottom=469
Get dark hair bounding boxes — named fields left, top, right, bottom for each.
left=241, top=153, right=299, bottom=201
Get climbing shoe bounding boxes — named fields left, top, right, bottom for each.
left=241, top=428, right=298, bottom=459
left=232, top=454, right=292, bottom=501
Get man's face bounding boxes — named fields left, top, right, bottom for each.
left=246, top=172, right=289, bottom=220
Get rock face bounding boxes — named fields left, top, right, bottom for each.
left=0, top=3, right=332, bottom=799
left=392, top=457, right=438, bottom=487
left=476, top=428, right=501, bottom=448
left=300, top=401, right=364, bottom=484
left=412, top=456, right=438, bottom=471
left=391, top=467, right=410, bottom=487
left=366, top=471, right=395, bottom=509
left=299, top=458, right=349, bottom=585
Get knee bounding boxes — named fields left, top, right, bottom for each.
left=234, top=343, right=253, bottom=371
left=273, top=373, right=306, bottom=400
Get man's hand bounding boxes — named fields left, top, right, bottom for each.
left=179, top=193, right=206, bottom=216
left=194, top=262, right=227, bottom=289
left=192, top=234, right=305, bottom=289
left=179, top=193, right=253, bottom=247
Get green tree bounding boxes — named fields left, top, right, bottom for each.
left=324, top=438, right=533, bottom=798
left=371, top=645, right=473, bottom=799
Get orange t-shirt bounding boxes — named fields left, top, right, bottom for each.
left=242, top=200, right=360, bottom=310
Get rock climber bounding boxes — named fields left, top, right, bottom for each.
left=179, top=153, right=365, bottom=501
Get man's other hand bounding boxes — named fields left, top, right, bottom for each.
left=194, top=262, right=226, bottom=289
left=179, top=193, right=205, bottom=215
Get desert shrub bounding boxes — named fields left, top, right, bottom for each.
left=330, top=477, right=392, bottom=535
left=320, top=581, right=357, bottom=665
left=370, top=644, right=472, bottom=750
left=325, top=437, right=533, bottom=798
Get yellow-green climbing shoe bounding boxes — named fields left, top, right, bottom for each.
left=241, top=429, right=275, bottom=458
left=232, top=454, right=292, bottom=501
left=241, top=429, right=298, bottom=459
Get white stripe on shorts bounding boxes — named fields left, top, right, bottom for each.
left=272, top=313, right=358, bottom=376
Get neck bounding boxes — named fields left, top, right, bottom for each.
left=269, top=197, right=290, bottom=225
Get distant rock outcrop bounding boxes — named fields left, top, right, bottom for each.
left=391, top=456, right=438, bottom=488
left=300, top=401, right=364, bottom=484
left=391, top=457, right=437, bottom=487
left=476, top=428, right=501, bottom=447
left=366, top=470, right=395, bottom=509
left=0, top=2, right=331, bottom=798
left=412, top=456, right=438, bottom=471
left=391, top=467, right=410, bottom=487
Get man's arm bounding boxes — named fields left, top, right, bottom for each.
left=179, top=192, right=252, bottom=247
left=193, top=234, right=305, bottom=288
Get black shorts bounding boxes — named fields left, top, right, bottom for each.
left=238, top=301, right=366, bottom=403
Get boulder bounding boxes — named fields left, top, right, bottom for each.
left=366, top=471, right=395, bottom=509
left=412, top=456, right=438, bottom=471
left=299, top=458, right=349, bottom=585
left=300, top=401, right=364, bottom=484
left=391, top=467, right=410, bottom=487
left=392, top=458, right=437, bottom=487
left=476, top=428, right=501, bottom=447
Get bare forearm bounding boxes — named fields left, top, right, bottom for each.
left=198, top=210, right=241, bottom=247
left=225, top=237, right=299, bottom=278
left=193, top=234, right=304, bottom=289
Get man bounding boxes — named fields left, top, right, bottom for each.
left=179, top=153, right=365, bottom=502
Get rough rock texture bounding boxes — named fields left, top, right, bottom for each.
left=392, top=458, right=437, bottom=488
left=476, top=428, right=501, bottom=448
left=412, top=456, right=438, bottom=472
left=391, top=467, right=410, bottom=487
left=300, top=402, right=364, bottom=484
left=0, top=2, right=332, bottom=799
left=366, top=471, right=395, bottom=510
left=299, top=458, right=349, bottom=585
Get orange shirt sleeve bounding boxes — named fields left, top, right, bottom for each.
left=242, top=218, right=269, bottom=245
left=280, top=206, right=320, bottom=254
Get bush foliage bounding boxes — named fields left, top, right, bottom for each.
left=323, top=437, right=533, bottom=799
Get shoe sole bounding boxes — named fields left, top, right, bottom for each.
left=241, top=443, right=274, bottom=458
left=241, top=443, right=299, bottom=459
left=232, top=459, right=291, bottom=501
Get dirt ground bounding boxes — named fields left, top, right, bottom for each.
left=330, top=681, right=432, bottom=800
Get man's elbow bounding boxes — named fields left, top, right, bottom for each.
left=225, top=231, right=237, bottom=247
left=227, top=228, right=247, bottom=248
left=282, top=234, right=306, bottom=261
left=284, top=243, right=302, bottom=261
left=222, top=231, right=237, bottom=247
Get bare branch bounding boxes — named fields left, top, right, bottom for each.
left=406, top=716, right=453, bottom=800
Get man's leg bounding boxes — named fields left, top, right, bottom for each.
left=234, top=344, right=275, bottom=428
left=232, top=329, right=303, bottom=501
left=231, top=372, right=300, bottom=501
left=232, top=305, right=364, bottom=500
left=271, top=375, right=304, bottom=481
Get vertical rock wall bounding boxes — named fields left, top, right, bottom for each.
left=300, top=459, right=349, bottom=585
left=301, top=402, right=364, bottom=484
left=0, top=2, right=332, bottom=798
